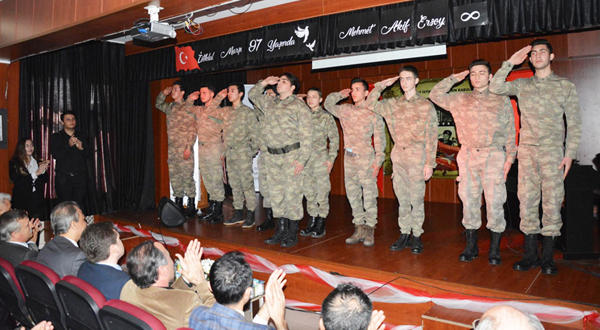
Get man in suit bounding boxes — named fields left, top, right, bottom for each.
left=120, top=239, right=215, bottom=330
left=0, top=193, right=11, bottom=215
left=0, top=209, right=41, bottom=266
left=36, top=201, right=87, bottom=278
left=189, top=251, right=288, bottom=330
left=77, top=222, right=130, bottom=300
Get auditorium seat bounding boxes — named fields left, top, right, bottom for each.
left=99, top=300, right=166, bottom=330
left=0, top=258, right=35, bottom=328
left=15, top=260, right=67, bottom=330
left=56, top=276, right=106, bottom=330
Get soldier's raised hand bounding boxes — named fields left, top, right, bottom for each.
left=218, top=89, right=227, bottom=99
left=508, top=45, right=532, bottom=66
left=381, top=76, right=400, bottom=87
left=188, top=91, right=200, bottom=101
left=163, top=86, right=173, bottom=96
left=263, top=76, right=280, bottom=86
left=452, top=70, right=470, bottom=81
left=339, top=88, right=352, bottom=98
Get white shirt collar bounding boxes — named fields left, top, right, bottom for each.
left=97, top=262, right=122, bottom=271
left=8, top=241, right=29, bottom=248
left=63, top=236, right=79, bottom=247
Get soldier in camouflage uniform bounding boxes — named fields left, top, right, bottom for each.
left=206, top=83, right=259, bottom=228
left=249, top=73, right=312, bottom=248
left=490, top=39, right=582, bottom=275
left=366, top=66, right=437, bottom=254
left=186, top=84, right=225, bottom=223
left=324, top=78, right=386, bottom=247
left=430, top=59, right=516, bottom=265
left=155, top=81, right=198, bottom=217
left=299, top=87, right=340, bottom=239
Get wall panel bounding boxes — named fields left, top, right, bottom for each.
left=0, top=0, right=17, bottom=46
left=53, top=0, right=76, bottom=29
left=76, top=0, right=102, bottom=21
left=15, top=0, right=34, bottom=41
left=33, top=0, right=54, bottom=36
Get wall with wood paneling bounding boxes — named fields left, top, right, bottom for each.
left=0, top=62, right=20, bottom=194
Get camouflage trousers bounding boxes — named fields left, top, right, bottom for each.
left=265, top=149, right=304, bottom=221
left=344, top=151, right=378, bottom=227
left=226, top=145, right=256, bottom=211
left=198, top=143, right=225, bottom=202
left=258, top=152, right=271, bottom=208
left=456, top=147, right=507, bottom=233
left=168, top=145, right=196, bottom=198
left=392, top=146, right=426, bottom=237
left=517, top=145, right=564, bottom=237
left=302, top=152, right=331, bottom=218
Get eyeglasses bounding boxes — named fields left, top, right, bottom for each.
left=472, top=319, right=480, bottom=329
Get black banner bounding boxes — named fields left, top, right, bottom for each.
left=415, top=0, right=448, bottom=39
left=218, top=33, right=247, bottom=69
left=264, top=22, right=318, bottom=61
left=246, top=29, right=265, bottom=66
left=453, top=2, right=488, bottom=29
left=335, top=10, right=380, bottom=53
left=380, top=5, right=414, bottom=44
left=192, top=40, right=219, bottom=72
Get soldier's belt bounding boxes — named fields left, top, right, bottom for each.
left=267, top=142, right=300, bottom=155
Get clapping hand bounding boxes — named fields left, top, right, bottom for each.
left=265, top=268, right=288, bottom=330
left=175, top=239, right=205, bottom=285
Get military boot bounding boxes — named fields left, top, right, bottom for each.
left=311, top=217, right=326, bottom=238
left=363, top=226, right=375, bottom=247
left=265, top=218, right=288, bottom=245
left=198, top=201, right=215, bottom=221
left=488, top=231, right=502, bottom=265
left=175, top=197, right=184, bottom=213
left=411, top=236, right=423, bottom=254
left=300, top=217, right=318, bottom=237
left=257, top=208, right=275, bottom=231
left=390, top=233, right=411, bottom=251
left=513, top=234, right=539, bottom=271
left=208, top=201, right=223, bottom=224
left=242, top=210, right=255, bottom=228
left=541, top=236, right=558, bottom=275
left=345, top=225, right=366, bottom=244
left=458, top=229, right=479, bottom=262
left=224, top=209, right=244, bottom=225
left=281, top=220, right=300, bottom=248
left=185, top=198, right=197, bottom=218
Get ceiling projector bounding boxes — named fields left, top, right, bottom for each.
left=130, top=22, right=176, bottom=42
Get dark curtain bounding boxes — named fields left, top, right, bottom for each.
left=19, top=41, right=155, bottom=215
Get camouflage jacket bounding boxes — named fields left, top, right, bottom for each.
left=186, top=97, right=223, bottom=145
left=366, top=83, right=438, bottom=168
left=324, top=92, right=386, bottom=167
left=489, top=61, right=582, bottom=159
left=430, top=76, right=517, bottom=163
left=310, top=107, right=340, bottom=164
left=156, top=93, right=197, bottom=149
left=206, top=94, right=258, bottom=151
left=249, top=82, right=313, bottom=166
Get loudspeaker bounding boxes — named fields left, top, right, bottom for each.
left=158, top=197, right=186, bottom=227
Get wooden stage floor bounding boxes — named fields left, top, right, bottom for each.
left=99, top=195, right=600, bottom=323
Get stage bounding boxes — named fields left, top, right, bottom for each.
left=98, top=195, right=600, bottom=329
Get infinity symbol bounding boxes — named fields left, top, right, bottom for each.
left=460, top=11, right=480, bottom=22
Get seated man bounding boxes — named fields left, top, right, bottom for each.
left=320, top=284, right=385, bottom=330
left=0, top=193, right=11, bottom=215
left=120, top=239, right=215, bottom=330
left=0, top=209, right=41, bottom=266
left=475, top=305, right=544, bottom=330
left=189, top=251, right=288, bottom=330
left=37, top=201, right=87, bottom=277
left=78, top=222, right=130, bottom=300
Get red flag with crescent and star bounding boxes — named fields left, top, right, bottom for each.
left=175, top=46, right=201, bottom=72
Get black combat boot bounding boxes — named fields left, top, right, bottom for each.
left=265, top=218, right=288, bottom=245
left=311, top=217, right=326, bottom=238
left=300, top=217, right=318, bottom=237
left=458, top=229, right=479, bottom=262
left=513, top=234, right=539, bottom=271
left=242, top=210, right=255, bottom=228
left=224, top=209, right=244, bottom=225
left=390, top=233, right=411, bottom=251
left=488, top=231, right=502, bottom=265
left=541, top=236, right=558, bottom=275
left=208, top=201, right=223, bottom=224
left=411, top=235, right=423, bottom=254
left=281, top=220, right=300, bottom=248
left=185, top=198, right=197, bottom=218
left=198, top=201, right=215, bottom=221
left=175, top=197, right=184, bottom=213
left=257, top=208, right=275, bottom=231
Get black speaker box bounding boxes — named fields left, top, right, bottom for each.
left=158, top=197, right=186, bottom=227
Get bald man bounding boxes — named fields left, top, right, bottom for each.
left=475, top=306, right=543, bottom=330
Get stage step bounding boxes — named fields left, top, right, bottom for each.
left=421, top=305, right=585, bottom=330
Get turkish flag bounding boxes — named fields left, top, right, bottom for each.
left=175, top=46, right=201, bottom=72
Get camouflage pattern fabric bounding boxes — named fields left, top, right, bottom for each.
left=324, top=92, right=386, bottom=227
left=253, top=106, right=271, bottom=208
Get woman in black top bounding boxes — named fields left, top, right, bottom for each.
left=9, top=138, right=50, bottom=219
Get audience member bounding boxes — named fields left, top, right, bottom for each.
left=189, top=251, right=288, bottom=330
left=9, top=138, right=50, bottom=219
left=0, top=209, right=41, bottom=266
left=475, top=305, right=544, bottom=330
left=77, top=222, right=130, bottom=300
left=120, top=239, right=215, bottom=330
left=320, top=284, right=385, bottom=330
left=36, top=201, right=87, bottom=277
left=0, top=193, right=12, bottom=215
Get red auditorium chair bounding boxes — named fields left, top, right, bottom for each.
left=0, top=258, right=35, bottom=328
left=99, top=300, right=166, bottom=330
left=56, top=276, right=106, bottom=330
left=15, top=260, right=67, bottom=330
